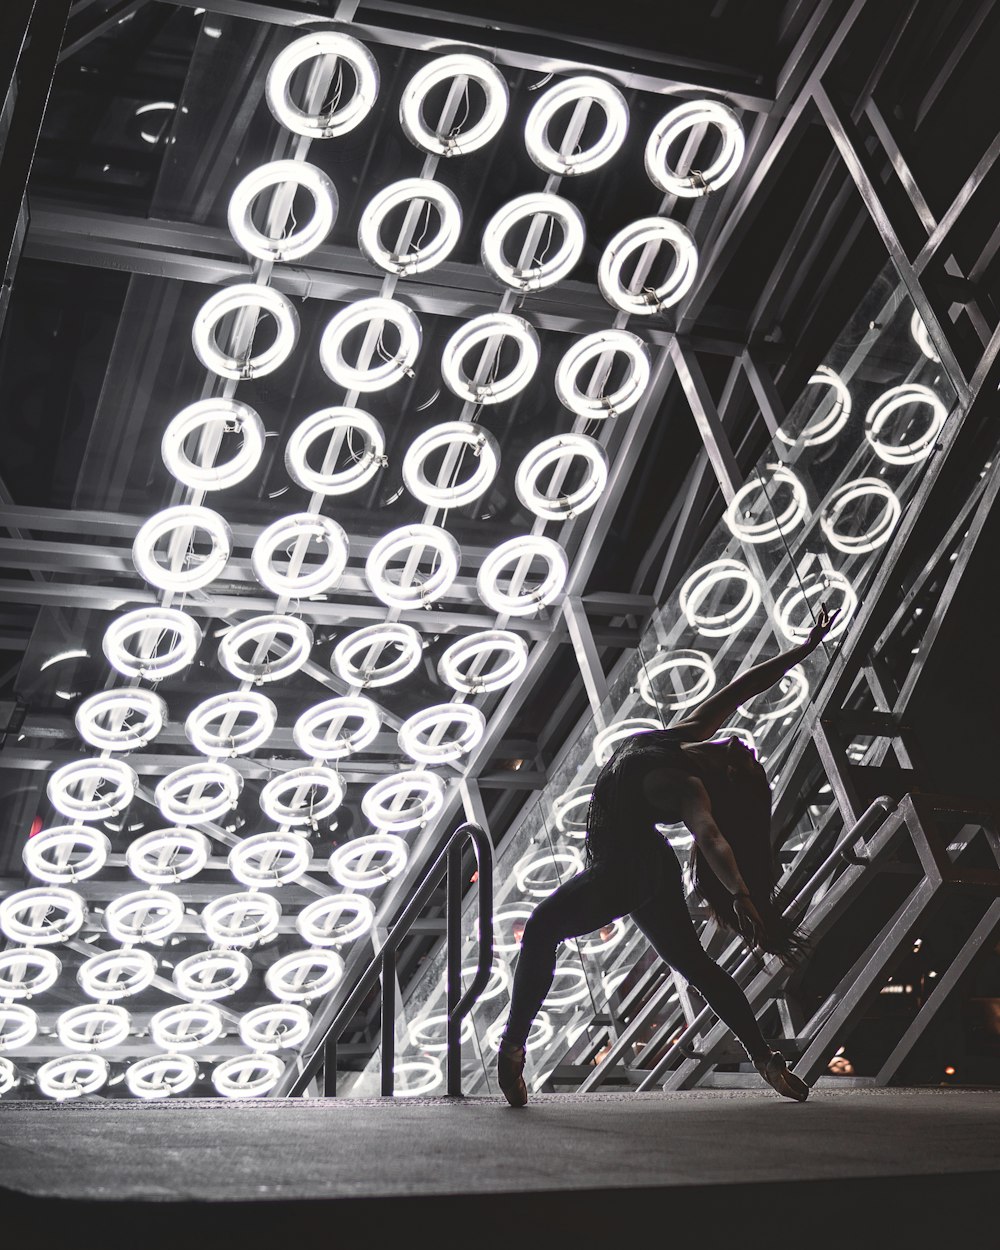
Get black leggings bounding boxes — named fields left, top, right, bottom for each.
left=501, top=848, right=770, bottom=1062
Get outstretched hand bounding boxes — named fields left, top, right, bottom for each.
left=733, top=893, right=767, bottom=948
left=804, top=600, right=840, bottom=651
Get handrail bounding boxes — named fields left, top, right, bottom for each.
left=284, top=821, right=493, bottom=1099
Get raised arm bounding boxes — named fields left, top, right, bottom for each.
left=666, top=603, right=840, bottom=742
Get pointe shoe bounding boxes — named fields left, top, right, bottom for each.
left=754, top=1050, right=809, bottom=1101
left=497, top=1042, right=528, bottom=1108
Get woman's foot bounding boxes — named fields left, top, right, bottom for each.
left=753, top=1050, right=809, bottom=1101
left=497, top=1041, right=528, bottom=1108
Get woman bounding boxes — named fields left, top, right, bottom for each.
left=496, top=604, right=840, bottom=1108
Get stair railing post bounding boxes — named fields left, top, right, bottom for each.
left=381, top=949, right=395, bottom=1097
left=446, top=838, right=463, bottom=1096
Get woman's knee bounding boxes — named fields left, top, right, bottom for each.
left=520, top=905, right=563, bottom=952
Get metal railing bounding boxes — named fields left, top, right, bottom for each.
left=286, top=821, right=493, bottom=1098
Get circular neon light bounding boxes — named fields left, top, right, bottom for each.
left=515, top=848, right=584, bottom=897
left=104, top=889, right=185, bottom=944
left=576, top=916, right=630, bottom=956
left=332, top=623, right=423, bottom=688
left=0, top=1004, right=37, bottom=1051
left=777, top=365, right=851, bottom=448
left=228, top=160, right=337, bottom=262
left=487, top=1010, right=553, bottom=1053
left=738, top=665, right=809, bottom=722
left=37, top=1054, right=108, bottom=1101
left=228, top=832, right=313, bottom=888
left=724, top=465, right=809, bottom=545
left=285, top=407, right=386, bottom=496
left=103, top=607, right=203, bottom=680
left=75, top=688, right=167, bottom=752
left=637, top=648, right=716, bottom=711
left=150, top=1002, right=224, bottom=1052
left=598, top=217, right=697, bottom=314
left=551, top=785, right=592, bottom=836
left=525, top=75, right=628, bottom=175
left=155, top=762, right=243, bottom=826
left=910, top=309, right=940, bottom=362
left=295, top=894, right=375, bottom=947
left=265, top=948, right=344, bottom=1003
left=365, top=524, right=460, bottom=609
left=592, top=718, right=661, bottom=767
left=542, top=962, right=590, bottom=1008
left=192, top=283, right=299, bottom=380
left=401, top=421, right=500, bottom=509
left=201, top=891, right=282, bottom=946
left=161, top=398, right=265, bottom=491
left=126, top=1053, right=198, bottom=1100
left=361, top=770, right=446, bottom=832
left=554, top=329, right=650, bottom=419
left=132, top=505, right=232, bottom=593
left=679, top=559, right=762, bottom=636
left=58, top=1003, right=132, bottom=1052
left=397, top=703, right=485, bottom=764
left=461, top=960, right=510, bottom=1002
left=212, top=1052, right=284, bottom=1098
left=0, top=887, right=86, bottom=946
left=437, top=629, right=528, bottom=693
left=23, top=825, right=111, bottom=884
left=393, top=1058, right=443, bottom=1097
left=0, top=948, right=61, bottom=999
left=266, top=32, right=379, bottom=138
left=294, top=695, right=381, bottom=759
left=481, top=193, right=585, bottom=292
left=252, top=512, right=349, bottom=598
left=441, top=314, right=539, bottom=404
left=328, top=833, right=408, bottom=889
left=77, top=948, right=156, bottom=1001
left=819, top=478, right=902, bottom=554
left=185, top=691, right=277, bottom=756
left=217, top=614, right=313, bottom=684
left=319, top=297, right=422, bottom=393
left=406, top=1013, right=474, bottom=1053
left=514, top=433, right=608, bottom=521
left=775, top=571, right=856, bottom=644
left=645, top=99, right=744, bottom=196
left=238, top=1003, right=311, bottom=1053
left=0, top=1057, right=19, bottom=1095
left=400, top=53, right=508, bottom=156
left=260, top=766, right=344, bottom=827
left=174, top=950, right=252, bottom=1001
left=864, top=383, right=948, bottom=465
left=358, top=178, right=462, bottom=276
left=488, top=907, right=533, bottom=954
left=477, top=535, right=568, bottom=617
left=126, top=827, right=210, bottom=885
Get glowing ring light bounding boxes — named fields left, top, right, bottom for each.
left=441, top=314, right=539, bottom=404
left=397, top=703, right=486, bottom=764
left=592, top=718, right=661, bottom=767
left=358, top=178, right=461, bottom=276
left=481, top=193, right=585, bottom=292
left=724, top=465, right=809, bottom=545
left=738, top=665, right=809, bottom=722
left=37, top=1054, right=108, bottom=1101
left=228, top=832, right=312, bottom=888
left=487, top=1011, right=554, bottom=1053
left=476, top=535, right=568, bottom=617
left=126, top=1053, right=198, bottom=1100
left=819, top=478, right=901, bottom=554
left=551, top=785, right=592, bottom=836
left=0, top=887, right=85, bottom=946
left=213, top=1052, right=284, bottom=1099
left=777, top=366, right=852, bottom=448
left=400, top=53, right=508, bottom=156
left=319, top=297, right=421, bottom=392
left=285, top=407, right=386, bottom=496
left=775, top=572, right=856, bottom=644
left=716, top=726, right=757, bottom=752
left=645, top=99, right=744, bottom=197
left=185, top=691, right=277, bottom=756
left=103, top=889, right=185, bottom=944
left=161, top=398, right=265, bottom=491
left=265, top=948, right=344, bottom=1003
left=401, top=421, right=500, bottom=509
left=126, top=828, right=210, bottom=885
left=155, top=762, right=243, bottom=826
left=260, top=766, right=344, bottom=827
left=173, top=949, right=252, bottom=1001
left=103, top=607, right=202, bottom=680
left=525, top=75, right=628, bottom=175
left=488, top=907, right=533, bottom=954
left=217, top=614, right=313, bottom=684
left=0, top=1004, right=37, bottom=1050
left=554, top=329, right=650, bottom=419
left=328, top=833, right=409, bottom=890
left=515, top=848, right=584, bottom=897
left=252, top=513, right=349, bottom=598
left=228, top=160, right=337, bottom=262
left=461, top=960, right=510, bottom=1002
left=0, top=948, right=61, bottom=999
left=75, top=688, right=166, bottom=752
left=294, top=696, right=381, bottom=759
left=407, top=1013, right=475, bottom=1053
left=23, top=825, right=111, bottom=884
left=56, top=1004, right=130, bottom=1052
left=238, top=1003, right=312, bottom=1053
left=437, top=630, right=528, bottom=694
left=577, top=917, right=630, bottom=956
left=637, top=648, right=716, bottom=711
left=361, top=770, right=446, bottom=832
left=598, top=217, right=697, bottom=314
left=132, top=505, right=232, bottom=593
left=332, top=623, right=423, bottom=688
left=201, top=891, right=282, bottom=947
left=77, top=948, right=156, bottom=1001
left=296, top=894, right=376, bottom=947
left=0, top=1056, right=18, bottom=1095
left=911, top=309, right=940, bottom=362
left=365, top=524, right=460, bottom=609
left=679, top=559, right=762, bottom=636
left=266, top=32, right=378, bottom=138
left=192, top=283, right=299, bottom=380
left=864, top=383, right=948, bottom=465
left=150, top=1003, right=224, bottom=1052
left=542, top=963, right=590, bottom=1008
left=393, top=1058, right=443, bottom=1097
left=514, top=433, right=608, bottom=521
